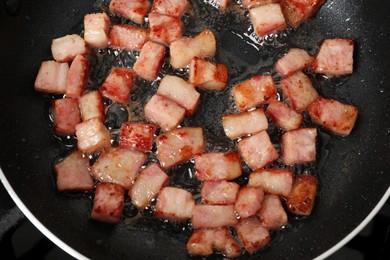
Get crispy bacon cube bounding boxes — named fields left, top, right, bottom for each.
left=100, top=67, right=134, bottom=104
left=258, top=194, right=288, bottom=230
left=84, top=12, right=110, bottom=48
left=195, top=152, right=242, bottom=181
left=186, top=228, right=241, bottom=258
left=242, top=0, right=280, bottom=9
left=149, top=12, right=183, bottom=46
left=133, top=41, right=166, bottom=81
left=156, top=127, right=204, bottom=169
left=222, top=109, right=268, bottom=140
left=109, top=0, right=150, bottom=24
left=54, top=150, right=93, bottom=191
left=91, top=182, right=125, bottom=224
left=275, top=48, right=313, bottom=77
left=235, top=187, right=264, bottom=218
left=155, top=187, right=195, bottom=221
left=91, top=147, right=146, bottom=189
left=248, top=168, right=293, bottom=197
left=233, top=75, right=277, bottom=111
left=192, top=205, right=238, bottom=229
left=144, top=94, right=185, bottom=131
left=201, top=181, right=240, bottom=205
left=157, top=75, right=200, bottom=116
left=312, top=38, right=354, bottom=76
left=66, top=54, right=90, bottom=98
left=129, top=163, right=168, bottom=209
left=170, top=30, right=216, bottom=69
left=75, top=118, right=111, bottom=154
left=119, top=123, right=156, bottom=152
left=109, top=24, right=148, bottom=51
left=238, top=131, right=279, bottom=170
left=234, top=216, right=270, bottom=254
left=307, top=97, right=358, bottom=136
left=78, top=90, right=105, bottom=122
left=280, top=0, right=326, bottom=29
left=287, top=175, right=318, bottom=216
left=280, top=71, right=318, bottom=112
left=249, top=3, right=286, bottom=38
left=51, top=34, right=87, bottom=62
left=34, top=60, right=69, bottom=94
left=152, top=0, right=190, bottom=17
left=189, top=58, right=228, bottom=90
left=51, top=98, right=81, bottom=136
left=281, top=128, right=317, bottom=165
left=266, top=100, right=303, bottom=131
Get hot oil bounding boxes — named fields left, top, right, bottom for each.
left=49, top=0, right=349, bottom=255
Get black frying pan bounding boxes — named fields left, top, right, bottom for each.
left=1, top=0, right=389, bottom=259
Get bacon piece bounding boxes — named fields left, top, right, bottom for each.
left=266, top=100, right=303, bottom=131
left=222, top=109, right=268, bottom=140
left=249, top=3, right=286, bottom=38
left=170, top=30, right=216, bottom=69
left=195, top=152, right=242, bottom=181
left=201, top=181, right=240, bottom=205
left=157, top=75, right=200, bottom=116
left=55, top=150, right=93, bottom=191
left=78, top=90, right=105, bottom=122
left=119, top=123, right=156, bottom=152
left=108, top=24, right=148, bottom=51
left=280, top=0, right=326, bottom=29
left=129, top=163, right=168, bottom=209
left=152, top=0, right=190, bottom=17
left=133, top=41, right=166, bottom=81
left=109, top=0, right=150, bottom=24
left=192, top=205, right=238, bottom=229
left=66, top=54, right=90, bottom=98
left=34, top=60, right=69, bottom=94
left=242, top=0, right=280, bottom=9
left=51, top=98, right=81, bottom=136
left=91, top=147, right=146, bottom=189
left=275, top=48, right=313, bottom=77
left=155, top=187, right=195, bottom=221
left=156, top=127, right=204, bottom=169
left=258, top=194, right=288, bottom=230
left=233, top=75, right=277, bottom=111
left=75, top=118, right=111, bottom=154
left=100, top=67, right=134, bottom=104
left=238, top=131, right=279, bottom=170
left=312, top=38, right=354, bottom=76
left=149, top=12, right=183, bottom=46
left=235, top=187, right=264, bottom=218
left=307, top=97, right=358, bottom=136
left=91, top=182, right=125, bottom=224
left=280, top=71, right=318, bottom=112
left=144, top=94, right=185, bottom=131
left=248, top=168, right=293, bottom=197
left=189, top=58, right=228, bottom=90
left=234, top=216, right=270, bottom=254
left=281, top=128, right=317, bottom=165
left=51, top=34, right=87, bottom=62
left=186, top=228, right=241, bottom=258
left=84, top=12, right=110, bottom=48
left=287, top=175, right=318, bottom=216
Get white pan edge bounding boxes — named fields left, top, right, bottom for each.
left=0, top=167, right=89, bottom=260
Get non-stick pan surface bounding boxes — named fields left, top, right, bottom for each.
left=0, top=0, right=389, bottom=259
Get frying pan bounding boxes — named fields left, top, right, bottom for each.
left=0, top=0, right=389, bottom=259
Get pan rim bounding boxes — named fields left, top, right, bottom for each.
left=0, top=167, right=89, bottom=260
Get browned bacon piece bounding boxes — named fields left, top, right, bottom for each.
left=100, top=67, right=134, bottom=104
left=266, top=100, right=303, bottom=131
left=91, top=147, right=146, bottom=189
left=234, top=216, right=270, bottom=254
left=119, top=123, right=156, bottom=152
left=149, top=12, right=183, bottom=46
left=287, top=174, right=318, bottom=216
left=195, top=152, right=242, bottom=181
left=189, top=57, right=228, bottom=90
left=91, top=182, right=125, bottom=224
left=133, top=41, right=166, bottom=81
left=155, top=187, right=195, bottom=221
left=280, top=0, right=326, bottom=29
